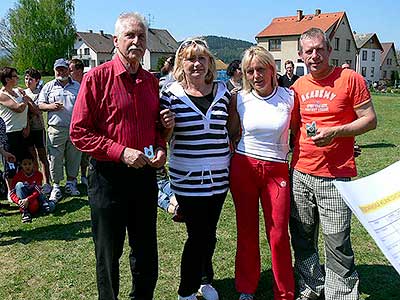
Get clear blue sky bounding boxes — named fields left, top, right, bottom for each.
left=1, top=0, right=399, bottom=48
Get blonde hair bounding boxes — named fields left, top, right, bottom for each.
left=241, top=45, right=278, bottom=93
left=173, top=37, right=216, bottom=85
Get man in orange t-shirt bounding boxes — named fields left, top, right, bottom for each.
left=290, top=28, right=377, bottom=300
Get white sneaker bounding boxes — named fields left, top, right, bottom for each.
left=65, top=181, right=80, bottom=196
left=49, top=186, right=62, bottom=203
left=81, top=176, right=88, bottom=187
left=7, top=191, right=13, bottom=203
left=198, top=284, right=219, bottom=300
left=42, top=183, right=52, bottom=194
left=239, top=293, right=254, bottom=300
left=178, top=293, right=197, bottom=300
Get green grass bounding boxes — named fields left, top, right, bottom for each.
left=0, top=95, right=399, bottom=299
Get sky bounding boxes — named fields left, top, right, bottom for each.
left=1, top=0, right=400, bottom=48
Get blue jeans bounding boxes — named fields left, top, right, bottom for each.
left=15, top=182, right=54, bottom=213
left=157, top=178, right=174, bottom=211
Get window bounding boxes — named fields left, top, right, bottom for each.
left=361, top=67, right=367, bottom=77
left=83, top=60, right=89, bottom=67
left=331, top=59, right=339, bottom=66
left=71, top=49, right=77, bottom=56
left=268, top=39, right=281, bottom=51
left=387, top=58, right=392, bottom=65
left=383, top=70, right=387, bottom=78
left=372, top=51, right=375, bottom=62
left=346, top=60, right=352, bottom=66
left=334, top=38, right=339, bottom=50
left=275, top=60, right=281, bottom=73
left=370, top=67, right=374, bottom=77
left=84, top=48, right=90, bottom=55
left=346, top=39, right=351, bottom=52
left=362, top=51, right=367, bottom=61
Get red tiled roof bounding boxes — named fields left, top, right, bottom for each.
left=256, top=11, right=345, bottom=38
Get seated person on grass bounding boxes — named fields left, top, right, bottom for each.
left=9, top=154, right=55, bottom=223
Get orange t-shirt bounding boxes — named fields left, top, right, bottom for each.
left=291, top=67, right=371, bottom=178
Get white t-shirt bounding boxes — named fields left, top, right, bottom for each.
left=0, top=88, right=28, bottom=132
left=235, top=87, right=294, bottom=162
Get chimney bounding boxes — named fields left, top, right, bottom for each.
left=100, top=30, right=104, bottom=36
left=297, top=10, right=303, bottom=21
left=315, top=9, right=321, bottom=16
left=89, top=29, right=93, bottom=33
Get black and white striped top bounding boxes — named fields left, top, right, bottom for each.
left=160, top=81, right=231, bottom=197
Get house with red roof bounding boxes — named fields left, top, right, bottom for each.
left=380, top=42, right=399, bottom=82
left=255, top=9, right=357, bottom=74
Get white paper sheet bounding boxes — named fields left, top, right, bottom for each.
left=333, top=160, right=400, bottom=275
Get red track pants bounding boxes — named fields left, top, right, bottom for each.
left=230, top=153, right=294, bottom=300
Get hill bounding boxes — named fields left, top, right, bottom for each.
left=204, top=35, right=254, bottom=64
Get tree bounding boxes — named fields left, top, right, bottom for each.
left=5, top=0, right=76, bottom=72
left=0, top=16, right=13, bottom=58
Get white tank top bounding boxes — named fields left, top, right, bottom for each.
left=236, top=87, right=294, bottom=162
left=0, top=88, right=28, bottom=132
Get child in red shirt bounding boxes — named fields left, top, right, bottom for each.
left=10, top=154, right=55, bottom=223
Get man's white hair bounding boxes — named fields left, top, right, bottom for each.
left=114, top=12, right=148, bottom=37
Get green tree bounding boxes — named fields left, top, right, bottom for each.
left=5, top=0, right=76, bottom=72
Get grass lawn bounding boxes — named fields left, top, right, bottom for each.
left=0, top=94, right=399, bottom=300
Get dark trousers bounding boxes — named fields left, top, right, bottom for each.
left=175, top=192, right=226, bottom=297
left=88, top=160, right=158, bottom=300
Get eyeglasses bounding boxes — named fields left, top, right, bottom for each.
left=178, top=39, right=208, bottom=53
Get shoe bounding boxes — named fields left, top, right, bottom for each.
left=49, top=185, right=62, bottom=202
left=42, top=183, right=52, bottom=194
left=198, top=284, right=219, bottom=300
left=21, top=211, right=32, bottom=223
left=239, top=293, right=254, bottom=300
left=42, top=200, right=56, bottom=213
left=172, top=206, right=185, bottom=223
left=65, top=181, right=80, bottom=196
left=81, top=176, right=88, bottom=187
left=7, top=191, right=13, bottom=203
left=178, top=293, right=197, bottom=300
left=47, top=200, right=56, bottom=212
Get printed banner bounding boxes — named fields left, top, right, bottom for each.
left=334, top=161, right=400, bottom=275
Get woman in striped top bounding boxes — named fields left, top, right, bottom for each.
left=160, top=37, right=230, bottom=300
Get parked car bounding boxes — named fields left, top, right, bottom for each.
left=294, top=62, right=308, bottom=76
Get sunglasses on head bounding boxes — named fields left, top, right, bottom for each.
left=178, top=39, right=208, bottom=52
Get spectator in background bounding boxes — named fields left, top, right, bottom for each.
left=290, top=27, right=377, bottom=300
left=228, top=46, right=295, bottom=300
left=70, top=12, right=167, bottom=300
left=69, top=58, right=88, bottom=187
left=278, top=60, right=299, bottom=88
left=69, top=58, right=84, bottom=83
left=38, top=58, right=81, bottom=203
left=24, top=68, right=52, bottom=194
left=9, top=153, right=55, bottom=223
left=159, top=55, right=175, bottom=92
left=0, top=67, right=30, bottom=198
left=0, top=116, right=16, bottom=214
left=226, top=59, right=242, bottom=93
